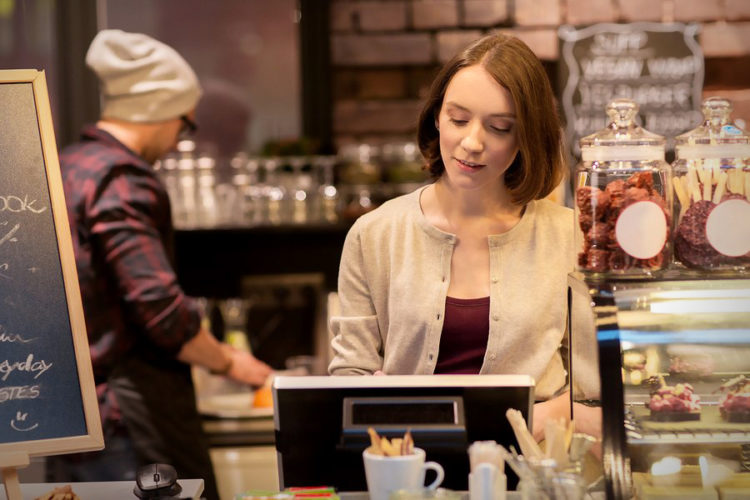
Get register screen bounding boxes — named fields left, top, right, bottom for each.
left=352, top=401, right=456, bottom=425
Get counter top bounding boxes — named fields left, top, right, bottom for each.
left=0, top=480, right=204, bottom=500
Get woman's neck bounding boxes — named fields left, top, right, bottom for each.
left=420, top=178, right=526, bottom=237
left=433, top=176, right=523, bottom=220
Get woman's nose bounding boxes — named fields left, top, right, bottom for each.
left=460, top=122, right=484, bottom=153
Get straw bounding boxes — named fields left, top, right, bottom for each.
left=505, top=409, right=543, bottom=460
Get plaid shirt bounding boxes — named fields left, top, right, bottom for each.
left=60, top=125, right=201, bottom=397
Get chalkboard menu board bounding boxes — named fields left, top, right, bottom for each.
left=0, top=70, right=102, bottom=457
left=559, top=23, right=704, bottom=157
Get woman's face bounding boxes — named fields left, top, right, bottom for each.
left=437, top=64, right=519, bottom=193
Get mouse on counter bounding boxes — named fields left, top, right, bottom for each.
left=133, top=463, right=183, bottom=499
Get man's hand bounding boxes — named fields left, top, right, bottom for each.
left=178, top=326, right=271, bottom=388
left=224, top=345, right=272, bottom=388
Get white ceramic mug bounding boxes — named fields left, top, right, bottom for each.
left=362, top=447, right=444, bottom=500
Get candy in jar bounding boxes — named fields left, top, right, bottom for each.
left=574, top=98, right=672, bottom=275
left=671, top=97, right=750, bottom=271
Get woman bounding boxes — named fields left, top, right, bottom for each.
left=329, top=33, right=599, bottom=439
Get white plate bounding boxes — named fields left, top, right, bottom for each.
left=197, top=392, right=274, bottom=418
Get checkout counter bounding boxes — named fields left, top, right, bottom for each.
left=0, top=480, right=205, bottom=500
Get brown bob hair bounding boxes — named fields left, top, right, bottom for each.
left=417, top=33, right=564, bottom=206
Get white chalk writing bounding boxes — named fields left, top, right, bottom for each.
left=0, top=354, right=53, bottom=381
left=0, top=324, right=34, bottom=343
left=590, top=31, right=648, bottom=56
left=10, top=411, right=39, bottom=432
left=0, top=195, right=47, bottom=213
left=581, top=57, right=645, bottom=80
left=0, top=385, right=40, bottom=403
left=578, top=81, right=692, bottom=110
left=0, top=223, right=19, bottom=247
left=647, top=56, right=701, bottom=79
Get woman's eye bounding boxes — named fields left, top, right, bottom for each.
left=490, top=125, right=512, bottom=134
left=449, top=118, right=468, bottom=126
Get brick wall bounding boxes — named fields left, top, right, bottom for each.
left=329, top=0, right=750, bottom=147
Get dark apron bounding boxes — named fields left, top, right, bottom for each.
left=108, top=355, right=220, bottom=500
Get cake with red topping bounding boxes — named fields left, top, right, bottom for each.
left=648, top=379, right=701, bottom=421
left=718, top=375, right=750, bottom=422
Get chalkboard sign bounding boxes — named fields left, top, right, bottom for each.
left=559, top=22, right=704, bottom=157
left=0, top=70, right=102, bottom=457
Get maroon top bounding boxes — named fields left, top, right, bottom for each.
left=434, top=296, right=490, bottom=374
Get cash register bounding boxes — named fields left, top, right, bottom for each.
left=272, top=374, right=534, bottom=491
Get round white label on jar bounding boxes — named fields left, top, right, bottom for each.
left=615, top=201, right=668, bottom=259
left=706, top=199, right=750, bottom=257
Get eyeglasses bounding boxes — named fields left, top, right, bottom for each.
left=179, top=115, right=198, bottom=138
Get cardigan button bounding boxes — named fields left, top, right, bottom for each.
left=490, top=353, right=496, bottom=360
left=491, top=277, right=498, bottom=283
left=492, top=314, right=499, bottom=321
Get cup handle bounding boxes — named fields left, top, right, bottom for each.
left=422, top=461, right=445, bottom=490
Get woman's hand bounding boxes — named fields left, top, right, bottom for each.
left=571, top=402, right=603, bottom=459
left=532, top=393, right=603, bottom=459
left=532, top=393, right=571, bottom=441
left=373, top=370, right=385, bottom=376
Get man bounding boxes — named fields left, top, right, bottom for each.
left=51, top=30, right=272, bottom=500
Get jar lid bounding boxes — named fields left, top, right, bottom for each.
left=675, top=97, right=750, bottom=159
left=580, top=99, right=666, bottom=162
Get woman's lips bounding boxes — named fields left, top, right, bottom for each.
left=455, top=158, right=485, bottom=172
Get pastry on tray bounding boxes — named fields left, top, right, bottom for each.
left=623, top=350, right=648, bottom=385
left=718, top=375, right=750, bottom=422
left=34, top=485, right=80, bottom=500
left=648, top=378, right=701, bottom=422
left=668, top=354, right=714, bottom=381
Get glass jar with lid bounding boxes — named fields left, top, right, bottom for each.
left=671, top=97, right=750, bottom=271
left=574, top=98, right=672, bottom=275
left=337, top=143, right=381, bottom=185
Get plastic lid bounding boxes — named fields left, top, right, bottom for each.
left=675, top=97, right=750, bottom=159
left=580, top=99, right=666, bottom=162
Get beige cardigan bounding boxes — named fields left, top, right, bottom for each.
left=329, top=186, right=599, bottom=400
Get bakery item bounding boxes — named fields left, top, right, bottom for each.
left=669, top=354, right=714, bottom=381
left=718, top=375, right=750, bottom=422
left=624, top=350, right=649, bottom=385
left=648, top=381, right=701, bottom=422
left=34, top=485, right=80, bottom=500
left=576, top=172, right=669, bottom=273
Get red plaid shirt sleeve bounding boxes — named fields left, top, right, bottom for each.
left=86, top=166, right=200, bottom=353
left=61, top=126, right=200, bottom=374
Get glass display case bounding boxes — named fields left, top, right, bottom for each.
left=568, top=272, right=750, bottom=499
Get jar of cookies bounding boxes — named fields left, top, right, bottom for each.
left=671, top=97, right=750, bottom=271
left=575, top=98, right=672, bottom=275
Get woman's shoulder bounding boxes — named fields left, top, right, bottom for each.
left=529, top=199, right=574, bottom=242
left=351, top=186, right=423, bottom=233
left=533, top=198, right=573, bottom=224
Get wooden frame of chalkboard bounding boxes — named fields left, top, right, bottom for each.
left=0, top=70, right=103, bottom=459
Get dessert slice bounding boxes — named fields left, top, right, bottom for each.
left=648, top=378, right=701, bottom=422
left=718, top=375, right=750, bottom=422
left=668, top=354, right=714, bottom=381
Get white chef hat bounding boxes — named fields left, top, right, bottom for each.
left=86, top=29, right=202, bottom=122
